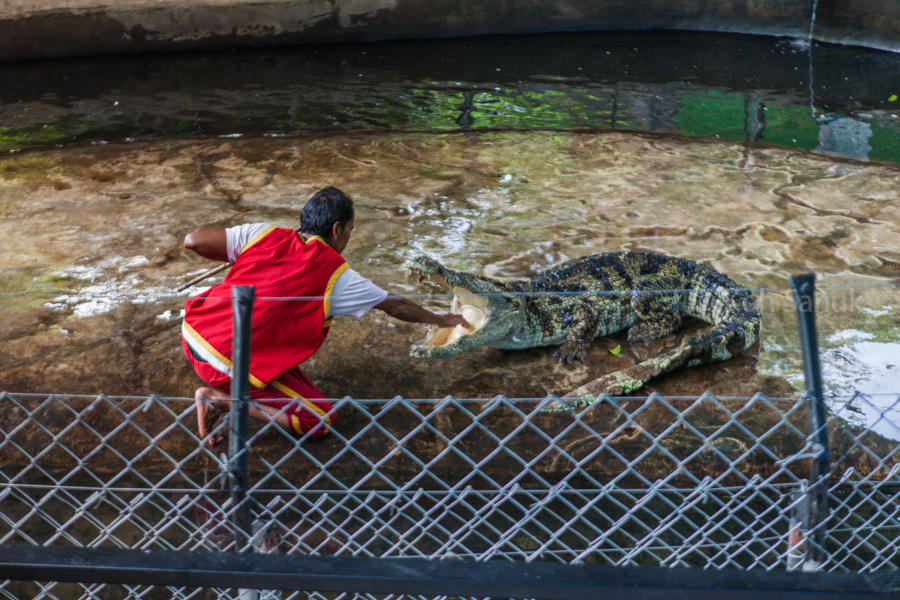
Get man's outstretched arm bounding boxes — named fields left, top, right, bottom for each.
left=375, top=296, right=469, bottom=329
left=184, top=228, right=228, bottom=262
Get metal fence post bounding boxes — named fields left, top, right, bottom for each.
left=230, top=285, right=254, bottom=554
left=789, top=273, right=831, bottom=572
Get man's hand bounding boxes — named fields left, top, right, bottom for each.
left=436, top=313, right=470, bottom=329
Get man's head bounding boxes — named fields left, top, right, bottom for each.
left=300, top=187, right=355, bottom=254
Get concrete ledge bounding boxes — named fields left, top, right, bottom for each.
left=2, top=0, right=899, bottom=62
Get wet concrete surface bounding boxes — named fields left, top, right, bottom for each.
left=2, top=132, right=900, bottom=474
left=2, top=130, right=899, bottom=403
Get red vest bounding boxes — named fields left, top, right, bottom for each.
left=183, top=227, right=348, bottom=388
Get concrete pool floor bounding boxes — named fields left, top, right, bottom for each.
left=1, top=130, right=898, bottom=404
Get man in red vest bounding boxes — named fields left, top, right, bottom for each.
left=182, top=187, right=468, bottom=445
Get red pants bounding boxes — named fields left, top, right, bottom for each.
left=183, top=337, right=334, bottom=437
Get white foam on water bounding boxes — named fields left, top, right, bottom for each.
left=118, top=255, right=150, bottom=272
left=826, top=329, right=875, bottom=344
left=43, top=256, right=180, bottom=318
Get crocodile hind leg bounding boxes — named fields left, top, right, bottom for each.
left=626, top=286, right=682, bottom=345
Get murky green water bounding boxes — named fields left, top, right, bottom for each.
left=3, top=31, right=900, bottom=163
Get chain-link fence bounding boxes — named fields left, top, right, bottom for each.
left=2, top=386, right=900, bottom=599
left=825, top=391, right=900, bottom=572
left=3, top=278, right=900, bottom=599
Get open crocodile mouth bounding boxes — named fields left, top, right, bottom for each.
left=421, top=286, right=490, bottom=348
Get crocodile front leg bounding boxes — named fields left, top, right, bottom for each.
left=551, top=301, right=600, bottom=365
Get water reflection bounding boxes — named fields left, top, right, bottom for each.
left=814, top=327, right=900, bottom=439
left=822, top=333, right=900, bottom=396
left=2, top=31, right=900, bottom=163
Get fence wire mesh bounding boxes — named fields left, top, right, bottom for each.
left=825, top=392, right=900, bottom=573
left=2, top=388, right=900, bottom=599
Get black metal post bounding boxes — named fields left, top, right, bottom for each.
left=230, top=285, right=254, bottom=553
left=789, top=273, right=831, bottom=571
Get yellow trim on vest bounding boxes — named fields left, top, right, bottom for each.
left=248, top=372, right=267, bottom=389
left=242, top=225, right=276, bottom=253
left=303, top=234, right=349, bottom=322
left=183, top=321, right=232, bottom=370
left=290, top=414, right=302, bottom=436
left=323, top=262, right=350, bottom=321
left=185, top=321, right=266, bottom=389
left=304, top=234, right=328, bottom=246
left=268, top=379, right=332, bottom=433
left=269, top=378, right=302, bottom=398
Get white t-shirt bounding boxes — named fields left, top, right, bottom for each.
left=227, top=223, right=388, bottom=319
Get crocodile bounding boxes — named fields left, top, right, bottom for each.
left=410, top=251, right=761, bottom=409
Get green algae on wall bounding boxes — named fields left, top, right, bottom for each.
left=5, top=82, right=891, bottom=163
left=674, top=91, right=823, bottom=150
left=3, top=31, right=900, bottom=165
left=673, top=89, right=900, bottom=161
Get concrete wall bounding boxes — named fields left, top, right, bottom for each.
left=1, top=0, right=899, bottom=61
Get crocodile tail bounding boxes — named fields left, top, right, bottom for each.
left=553, top=343, right=695, bottom=411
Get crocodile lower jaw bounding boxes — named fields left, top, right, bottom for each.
left=420, top=286, right=490, bottom=349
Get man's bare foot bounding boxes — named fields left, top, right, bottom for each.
left=195, top=387, right=230, bottom=446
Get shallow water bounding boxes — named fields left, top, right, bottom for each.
left=1, top=131, right=898, bottom=438
left=2, top=30, right=900, bottom=437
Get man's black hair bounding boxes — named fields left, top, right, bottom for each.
left=300, top=187, right=355, bottom=238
